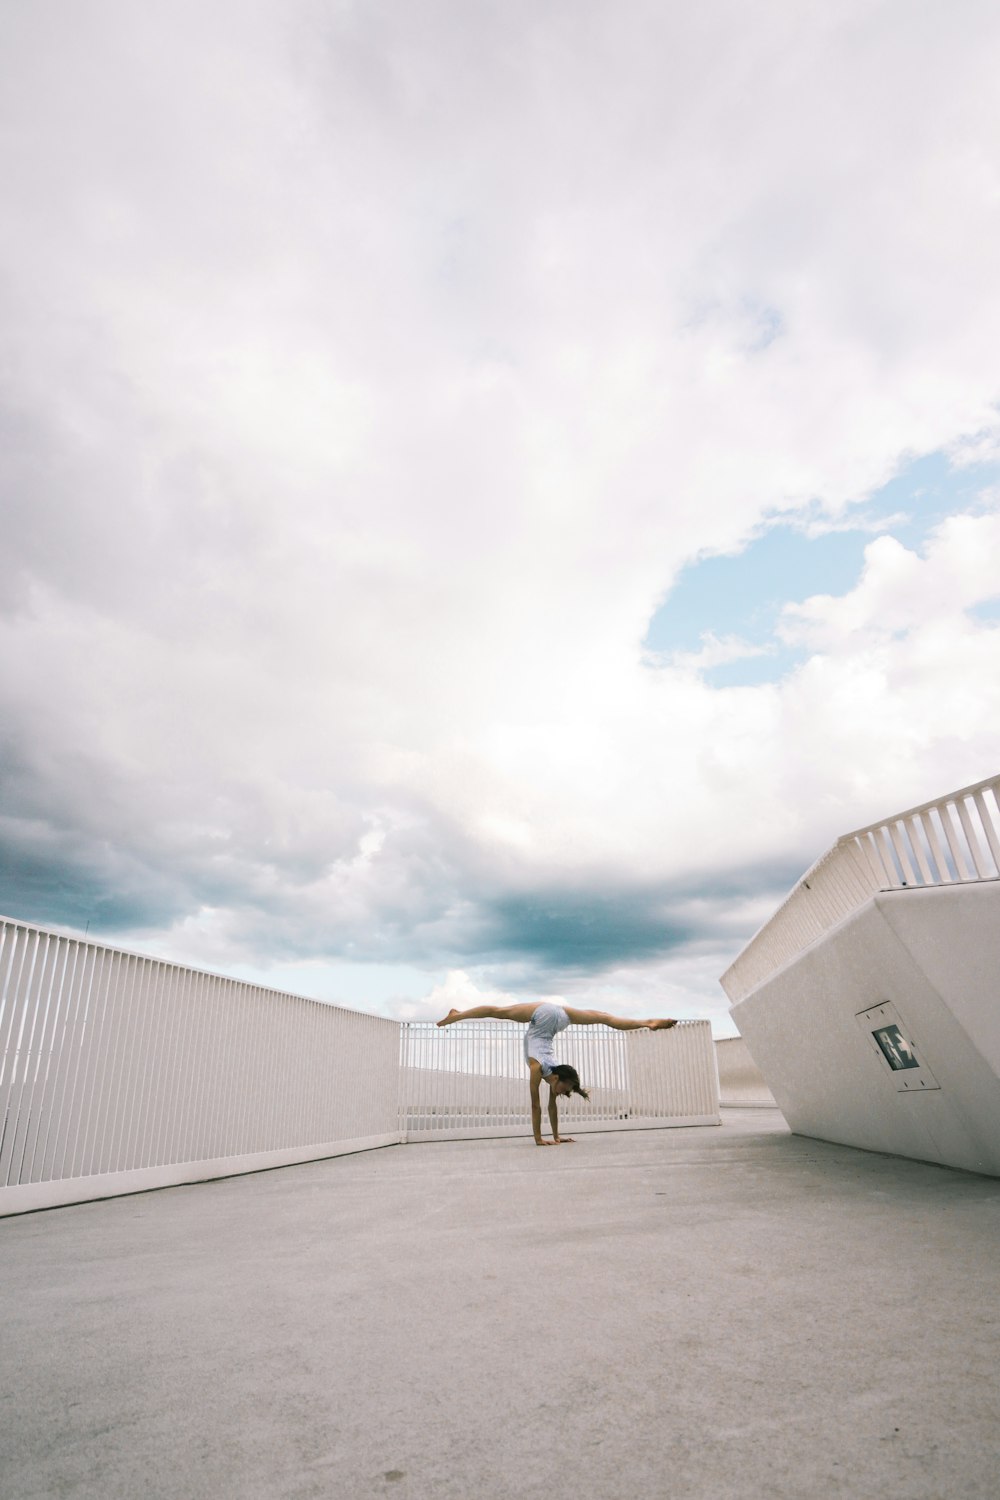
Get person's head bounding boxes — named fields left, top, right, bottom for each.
left=548, top=1064, right=589, bottom=1100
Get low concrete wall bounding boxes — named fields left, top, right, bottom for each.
left=715, top=1036, right=776, bottom=1107
left=732, top=882, right=1000, bottom=1176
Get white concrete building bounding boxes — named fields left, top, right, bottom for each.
left=721, top=774, right=1000, bottom=1177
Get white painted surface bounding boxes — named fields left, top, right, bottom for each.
left=0, top=1134, right=402, bottom=1215
left=732, top=882, right=1000, bottom=1176
left=715, top=1036, right=777, bottom=1107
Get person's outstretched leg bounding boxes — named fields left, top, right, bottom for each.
left=436, top=1003, right=537, bottom=1027
left=563, top=1008, right=677, bottom=1030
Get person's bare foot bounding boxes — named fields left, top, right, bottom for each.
left=648, top=1018, right=677, bottom=1031
left=436, top=1009, right=461, bottom=1028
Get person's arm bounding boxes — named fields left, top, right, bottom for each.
left=529, top=1061, right=554, bottom=1145
left=547, top=1087, right=574, bottom=1145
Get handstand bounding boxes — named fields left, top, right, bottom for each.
left=436, top=1001, right=678, bottom=1146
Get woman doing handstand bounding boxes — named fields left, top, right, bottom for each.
left=436, top=1001, right=677, bottom=1146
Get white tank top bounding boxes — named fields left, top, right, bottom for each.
left=523, top=1001, right=570, bottom=1076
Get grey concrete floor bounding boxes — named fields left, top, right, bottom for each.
left=3, top=1111, right=1000, bottom=1500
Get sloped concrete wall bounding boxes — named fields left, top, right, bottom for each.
left=732, top=882, right=1000, bottom=1176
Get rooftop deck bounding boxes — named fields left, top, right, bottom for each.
left=4, top=1111, right=999, bottom=1499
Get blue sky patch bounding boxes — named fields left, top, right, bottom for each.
left=643, top=449, right=1000, bottom=686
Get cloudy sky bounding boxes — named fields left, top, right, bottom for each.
left=2, top=1, right=1000, bottom=1034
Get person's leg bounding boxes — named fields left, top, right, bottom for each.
left=436, top=1002, right=537, bottom=1027
left=562, top=1007, right=676, bottom=1031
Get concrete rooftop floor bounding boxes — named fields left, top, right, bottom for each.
left=3, top=1110, right=1000, bottom=1500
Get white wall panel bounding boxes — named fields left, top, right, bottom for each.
left=732, top=884, right=1000, bottom=1176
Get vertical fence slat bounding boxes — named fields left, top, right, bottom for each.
left=955, top=796, right=991, bottom=880
left=902, top=815, right=934, bottom=885
left=126, top=957, right=158, bottom=1171
left=22, top=936, right=72, bottom=1183
left=37, top=938, right=86, bottom=1183
left=12, top=932, right=53, bottom=1184
left=52, top=944, right=100, bottom=1182
left=1, top=929, right=43, bottom=1186
left=919, top=810, right=953, bottom=885
left=972, top=788, right=1000, bottom=873
left=939, top=802, right=974, bottom=881
left=73, top=947, right=120, bottom=1179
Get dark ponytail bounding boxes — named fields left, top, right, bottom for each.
left=549, top=1063, right=590, bottom=1100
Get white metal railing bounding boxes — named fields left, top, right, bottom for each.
left=401, top=1019, right=719, bottom=1138
left=1, top=913, right=721, bottom=1216
left=0, top=917, right=400, bottom=1214
left=721, top=772, right=1000, bottom=1004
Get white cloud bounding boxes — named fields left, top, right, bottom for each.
left=649, top=632, right=775, bottom=673
left=2, top=2, right=1000, bottom=1029
left=780, top=513, right=1000, bottom=648
left=401, top=970, right=536, bottom=1026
